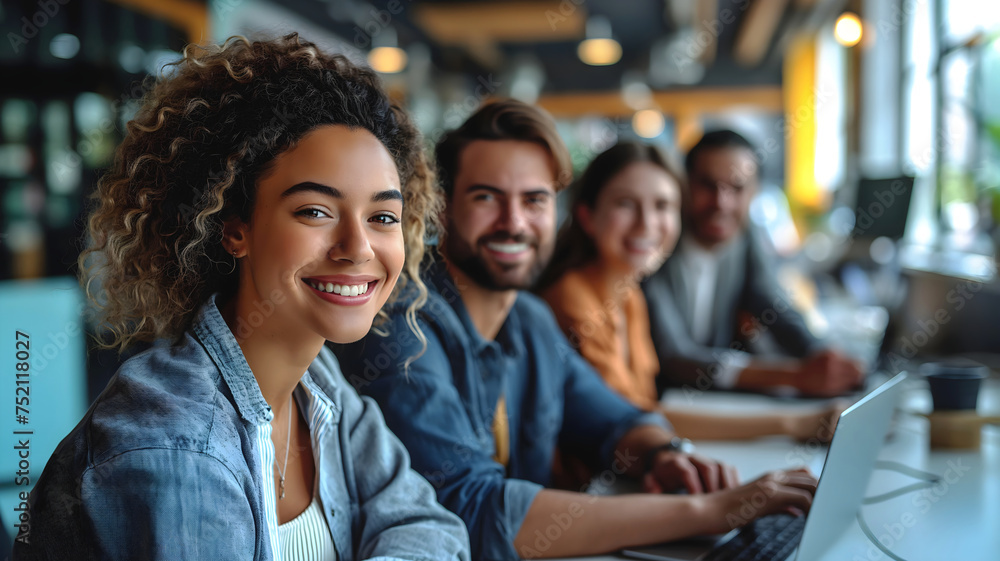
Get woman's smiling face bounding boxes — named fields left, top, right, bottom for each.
left=578, top=161, right=681, bottom=278
left=226, top=124, right=405, bottom=344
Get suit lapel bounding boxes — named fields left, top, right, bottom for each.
left=666, top=239, right=694, bottom=332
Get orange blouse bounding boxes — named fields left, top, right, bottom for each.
left=541, top=264, right=661, bottom=411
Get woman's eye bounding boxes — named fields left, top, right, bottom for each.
left=295, top=208, right=330, bottom=219
left=370, top=213, right=400, bottom=225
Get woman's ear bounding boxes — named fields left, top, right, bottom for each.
left=575, top=203, right=595, bottom=238
left=222, top=217, right=249, bottom=258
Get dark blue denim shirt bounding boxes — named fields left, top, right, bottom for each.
left=13, top=294, right=470, bottom=561
left=332, top=259, right=670, bottom=561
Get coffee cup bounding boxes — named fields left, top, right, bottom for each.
left=921, top=361, right=989, bottom=411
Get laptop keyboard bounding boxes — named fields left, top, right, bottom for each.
left=701, top=514, right=805, bottom=561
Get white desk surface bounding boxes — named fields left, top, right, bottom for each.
left=551, top=375, right=1000, bottom=561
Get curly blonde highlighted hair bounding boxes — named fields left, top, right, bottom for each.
left=81, top=33, right=441, bottom=353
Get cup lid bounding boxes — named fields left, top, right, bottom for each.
left=920, top=360, right=989, bottom=378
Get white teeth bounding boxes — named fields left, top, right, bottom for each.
left=487, top=242, right=528, bottom=254
left=308, top=281, right=370, bottom=296
left=626, top=239, right=656, bottom=251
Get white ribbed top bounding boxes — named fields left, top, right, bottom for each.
left=278, top=496, right=337, bottom=561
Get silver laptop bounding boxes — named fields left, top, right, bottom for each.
left=622, top=372, right=908, bottom=561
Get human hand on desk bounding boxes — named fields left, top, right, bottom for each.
left=785, top=400, right=848, bottom=443
left=794, top=349, right=864, bottom=397
left=643, top=452, right=741, bottom=494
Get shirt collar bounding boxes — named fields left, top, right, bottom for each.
left=191, top=293, right=273, bottom=425
left=424, top=257, right=524, bottom=360
left=680, top=234, right=723, bottom=262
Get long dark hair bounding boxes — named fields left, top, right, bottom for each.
left=535, top=142, right=683, bottom=292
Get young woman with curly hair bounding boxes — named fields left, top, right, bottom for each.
left=15, top=34, right=469, bottom=561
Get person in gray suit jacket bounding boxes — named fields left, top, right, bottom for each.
left=644, top=130, right=863, bottom=397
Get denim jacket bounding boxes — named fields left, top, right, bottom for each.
left=13, top=294, right=470, bottom=561
left=333, top=260, right=671, bottom=561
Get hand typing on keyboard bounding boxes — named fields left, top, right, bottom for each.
left=701, top=514, right=808, bottom=561
left=696, top=468, right=818, bottom=536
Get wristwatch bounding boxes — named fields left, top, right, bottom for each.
left=643, top=437, right=696, bottom=473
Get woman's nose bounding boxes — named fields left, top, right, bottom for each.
left=329, top=218, right=375, bottom=264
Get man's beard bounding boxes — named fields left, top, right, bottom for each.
left=443, top=230, right=552, bottom=291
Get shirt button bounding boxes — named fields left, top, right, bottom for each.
left=329, top=508, right=335, bottom=518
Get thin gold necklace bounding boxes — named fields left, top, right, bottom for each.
left=274, top=396, right=292, bottom=500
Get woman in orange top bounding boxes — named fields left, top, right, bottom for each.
left=538, top=142, right=840, bottom=441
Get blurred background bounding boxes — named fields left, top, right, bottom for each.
left=1, top=0, right=999, bottom=540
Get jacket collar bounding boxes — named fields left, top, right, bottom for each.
left=191, top=293, right=274, bottom=425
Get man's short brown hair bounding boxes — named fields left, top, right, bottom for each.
left=435, top=99, right=572, bottom=197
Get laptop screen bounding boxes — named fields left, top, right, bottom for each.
left=794, top=373, right=907, bottom=560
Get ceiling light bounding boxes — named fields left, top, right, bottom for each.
left=834, top=12, right=863, bottom=47
left=579, top=39, right=621, bottom=66
left=368, top=26, right=408, bottom=74
left=578, top=16, right=621, bottom=66
left=632, top=109, right=665, bottom=138
left=368, top=47, right=407, bottom=73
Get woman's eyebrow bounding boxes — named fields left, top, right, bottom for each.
left=371, top=189, right=403, bottom=203
left=281, top=181, right=342, bottom=199
left=281, top=182, right=402, bottom=204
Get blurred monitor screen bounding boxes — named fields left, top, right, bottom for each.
left=852, top=176, right=914, bottom=240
